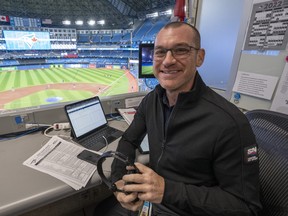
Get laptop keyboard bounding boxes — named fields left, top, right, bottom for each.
left=82, top=126, right=122, bottom=151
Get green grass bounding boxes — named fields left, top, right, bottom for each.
left=4, top=90, right=93, bottom=110
left=142, top=66, right=153, bottom=76
left=0, top=68, right=126, bottom=91
left=0, top=68, right=134, bottom=110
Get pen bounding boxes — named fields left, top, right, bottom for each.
left=35, top=141, right=61, bottom=165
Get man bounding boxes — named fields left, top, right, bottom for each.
left=97, top=21, right=262, bottom=215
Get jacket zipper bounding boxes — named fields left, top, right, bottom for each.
left=156, top=104, right=175, bottom=171
left=156, top=140, right=165, bottom=171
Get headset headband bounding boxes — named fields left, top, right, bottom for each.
left=97, top=150, right=138, bottom=192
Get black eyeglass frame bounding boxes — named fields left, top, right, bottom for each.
left=153, top=45, right=200, bottom=59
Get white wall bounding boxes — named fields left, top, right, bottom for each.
left=196, top=0, right=252, bottom=94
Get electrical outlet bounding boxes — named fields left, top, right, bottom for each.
left=14, top=115, right=27, bottom=130
left=21, top=114, right=29, bottom=122
left=113, top=100, right=121, bottom=105
left=112, top=100, right=121, bottom=111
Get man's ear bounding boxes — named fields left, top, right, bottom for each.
left=196, top=49, right=205, bottom=67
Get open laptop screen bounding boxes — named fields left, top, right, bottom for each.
left=65, top=97, right=107, bottom=139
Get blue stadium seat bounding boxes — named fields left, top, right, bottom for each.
left=101, top=35, right=112, bottom=43
left=141, top=17, right=169, bottom=42
left=78, top=34, right=90, bottom=43
left=111, top=33, right=122, bottom=43
left=92, top=35, right=101, bottom=43
left=132, top=19, right=154, bottom=42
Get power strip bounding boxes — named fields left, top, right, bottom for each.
left=25, top=123, right=51, bottom=129
left=53, top=123, right=70, bottom=130
left=25, top=123, right=70, bottom=130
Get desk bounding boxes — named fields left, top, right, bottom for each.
left=0, top=120, right=129, bottom=216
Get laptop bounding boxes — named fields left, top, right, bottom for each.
left=64, top=96, right=123, bottom=151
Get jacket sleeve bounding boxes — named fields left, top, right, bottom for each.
left=161, top=120, right=262, bottom=216
left=111, top=104, right=147, bottom=183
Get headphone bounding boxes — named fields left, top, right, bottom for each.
left=97, top=150, right=139, bottom=193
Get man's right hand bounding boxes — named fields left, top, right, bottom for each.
left=114, top=180, right=144, bottom=212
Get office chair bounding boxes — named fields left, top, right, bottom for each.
left=245, top=109, right=288, bottom=216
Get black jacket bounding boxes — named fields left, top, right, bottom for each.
left=112, top=73, right=262, bottom=215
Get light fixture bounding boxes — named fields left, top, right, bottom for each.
left=166, top=9, right=172, bottom=15
left=75, top=20, right=83, bottom=25
left=146, top=12, right=158, bottom=18
left=62, top=20, right=71, bottom=25
left=88, top=20, right=96, bottom=26
left=97, top=20, right=105, bottom=25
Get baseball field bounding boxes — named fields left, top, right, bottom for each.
left=141, top=65, right=153, bottom=76
left=0, top=67, right=138, bottom=111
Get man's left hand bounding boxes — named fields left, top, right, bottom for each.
left=122, top=162, right=165, bottom=204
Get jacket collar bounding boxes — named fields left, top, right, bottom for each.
left=155, top=72, right=207, bottom=106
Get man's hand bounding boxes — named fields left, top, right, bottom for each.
left=114, top=179, right=144, bottom=212
left=122, top=162, right=165, bottom=204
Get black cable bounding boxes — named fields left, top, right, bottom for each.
left=0, top=127, right=47, bottom=141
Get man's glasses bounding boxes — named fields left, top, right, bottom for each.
left=153, top=45, right=199, bottom=60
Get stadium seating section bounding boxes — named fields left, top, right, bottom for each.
left=0, top=16, right=170, bottom=71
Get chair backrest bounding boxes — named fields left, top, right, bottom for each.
left=245, top=109, right=288, bottom=216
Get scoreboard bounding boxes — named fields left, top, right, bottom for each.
left=3, top=30, right=51, bottom=50
left=10, top=16, right=41, bottom=28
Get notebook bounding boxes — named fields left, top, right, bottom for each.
left=64, top=96, right=123, bottom=151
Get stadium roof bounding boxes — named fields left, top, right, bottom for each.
left=0, top=0, right=176, bottom=30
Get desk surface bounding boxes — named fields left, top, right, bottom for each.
left=0, top=120, right=130, bottom=216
